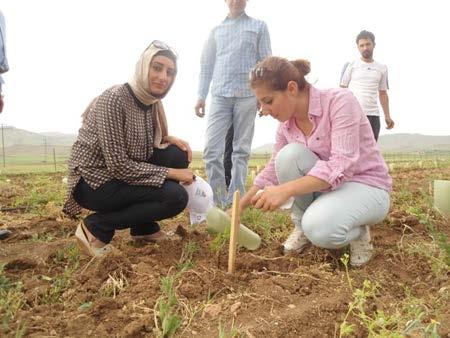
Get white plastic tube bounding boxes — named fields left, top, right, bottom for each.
left=206, top=207, right=261, bottom=250
left=434, top=180, right=450, bottom=217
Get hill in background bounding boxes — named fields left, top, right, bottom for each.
left=2, top=127, right=450, bottom=155
left=1, top=127, right=76, bottom=147
left=378, top=134, right=450, bottom=152
left=252, top=133, right=450, bottom=154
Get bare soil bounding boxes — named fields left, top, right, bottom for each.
left=0, top=167, right=449, bottom=337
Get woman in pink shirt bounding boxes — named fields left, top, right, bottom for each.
left=240, top=56, right=392, bottom=267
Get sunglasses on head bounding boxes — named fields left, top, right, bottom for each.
left=147, top=40, right=178, bottom=57
left=250, top=66, right=266, bottom=79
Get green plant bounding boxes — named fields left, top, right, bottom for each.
left=210, top=229, right=229, bottom=256
left=77, top=301, right=93, bottom=311
left=340, top=280, right=445, bottom=337
left=394, top=184, right=450, bottom=268
left=156, top=239, right=201, bottom=338
left=399, top=287, right=445, bottom=337
left=66, top=245, right=81, bottom=268
left=0, top=264, right=15, bottom=290
left=52, top=245, right=80, bottom=269
left=41, top=268, right=71, bottom=304
left=0, top=265, right=25, bottom=332
left=340, top=253, right=353, bottom=289
left=100, top=271, right=128, bottom=298
left=156, top=275, right=181, bottom=337
left=177, top=241, right=199, bottom=272
left=437, top=233, right=450, bottom=266
left=13, top=321, right=26, bottom=338
left=405, top=242, right=448, bottom=278
left=240, top=207, right=291, bottom=243
left=340, top=280, right=383, bottom=337
left=218, top=320, right=240, bottom=338
left=29, top=232, right=55, bottom=243
left=40, top=245, right=81, bottom=304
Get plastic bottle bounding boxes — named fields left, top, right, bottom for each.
left=206, top=207, right=261, bottom=250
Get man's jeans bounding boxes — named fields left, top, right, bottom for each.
left=203, top=96, right=257, bottom=207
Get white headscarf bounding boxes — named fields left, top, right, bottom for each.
left=128, top=42, right=177, bottom=148
left=82, top=42, right=177, bottom=148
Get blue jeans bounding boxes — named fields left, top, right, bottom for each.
left=203, top=96, right=257, bottom=207
left=276, top=143, right=390, bottom=249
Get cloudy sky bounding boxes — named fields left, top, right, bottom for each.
left=1, top=0, right=449, bottom=150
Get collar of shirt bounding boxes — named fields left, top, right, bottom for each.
left=223, top=12, right=248, bottom=23
left=125, top=83, right=154, bottom=111
left=285, top=86, right=321, bottom=136
left=308, top=86, right=323, bottom=117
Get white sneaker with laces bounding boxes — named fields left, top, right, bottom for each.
left=350, top=225, right=373, bottom=267
left=283, top=227, right=309, bottom=254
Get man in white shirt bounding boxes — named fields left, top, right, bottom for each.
left=340, top=30, right=394, bottom=141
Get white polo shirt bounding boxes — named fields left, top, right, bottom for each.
left=340, top=59, right=388, bottom=116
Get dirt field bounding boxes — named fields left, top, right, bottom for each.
left=0, top=166, right=449, bottom=337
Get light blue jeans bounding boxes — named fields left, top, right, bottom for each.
left=275, top=143, right=390, bottom=249
left=203, top=96, right=257, bottom=207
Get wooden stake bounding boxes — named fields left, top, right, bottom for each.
left=228, top=190, right=240, bottom=274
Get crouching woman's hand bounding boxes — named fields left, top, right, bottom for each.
left=167, top=168, right=195, bottom=185
left=163, top=135, right=192, bottom=163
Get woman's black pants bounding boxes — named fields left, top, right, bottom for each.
left=73, top=145, right=189, bottom=244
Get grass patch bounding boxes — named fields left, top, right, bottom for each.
left=40, top=245, right=80, bottom=304
left=0, top=264, right=25, bottom=333
left=156, top=274, right=182, bottom=337
left=340, top=279, right=443, bottom=337
left=8, top=174, right=66, bottom=213
left=177, top=241, right=199, bottom=272
left=392, top=180, right=450, bottom=268
left=155, top=241, right=200, bottom=337
left=340, top=255, right=446, bottom=337
left=241, top=207, right=292, bottom=243
left=405, top=242, right=448, bottom=278
left=210, top=229, right=230, bottom=257
left=218, top=320, right=241, bottom=338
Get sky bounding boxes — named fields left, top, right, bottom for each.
left=1, top=0, right=449, bottom=151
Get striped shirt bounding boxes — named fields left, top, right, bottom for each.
left=198, top=13, right=271, bottom=100
left=0, top=10, right=8, bottom=87
left=255, top=86, right=392, bottom=192
left=63, top=84, right=169, bottom=216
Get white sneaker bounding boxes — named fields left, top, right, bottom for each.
left=350, top=225, right=373, bottom=267
left=283, top=227, right=309, bottom=254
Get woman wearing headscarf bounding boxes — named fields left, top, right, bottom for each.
left=63, top=41, right=194, bottom=257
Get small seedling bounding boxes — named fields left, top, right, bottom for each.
left=156, top=275, right=181, bottom=337
left=100, top=271, right=128, bottom=298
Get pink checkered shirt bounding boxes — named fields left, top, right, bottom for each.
left=254, top=86, right=392, bottom=192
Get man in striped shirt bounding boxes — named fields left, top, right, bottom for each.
left=195, top=0, right=271, bottom=207
left=0, top=9, right=9, bottom=113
